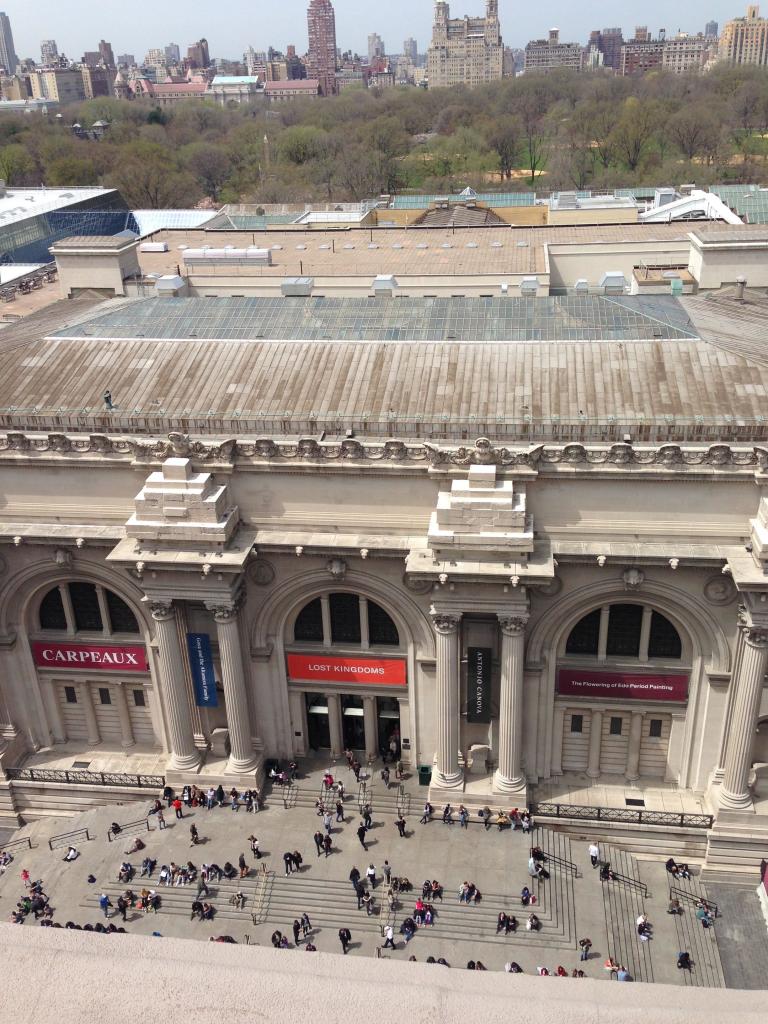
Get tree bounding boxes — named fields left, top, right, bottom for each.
left=182, top=143, right=231, bottom=200
left=0, top=143, right=33, bottom=185
left=486, top=116, right=520, bottom=180
left=667, top=105, right=721, bottom=161
left=106, top=141, right=199, bottom=207
left=517, top=93, right=549, bottom=184
left=278, top=125, right=329, bottom=165
left=46, top=156, right=98, bottom=186
left=611, top=99, right=661, bottom=171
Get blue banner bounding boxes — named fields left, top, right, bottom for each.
left=186, top=633, right=218, bottom=708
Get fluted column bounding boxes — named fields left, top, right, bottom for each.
left=327, top=693, right=343, bottom=757
left=625, top=711, right=644, bottom=782
left=79, top=682, right=100, bottom=746
left=209, top=598, right=259, bottom=774
left=363, top=696, right=378, bottom=760
left=494, top=615, right=527, bottom=794
left=149, top=601, right=201, bottom=772
left=720, top=620, right=768, bottom=811
left=551, top=704, right=566, bottom=776
left=587, top=710, right=603, bottom=779
left=431, top=609, right=463, bottom=789
left=114, top=685, right=135, bottom=749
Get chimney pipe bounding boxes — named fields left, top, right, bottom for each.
left=736, top=276, right=746, bottom=302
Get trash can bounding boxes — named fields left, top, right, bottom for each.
left=418, top=764, right=432, bottom=787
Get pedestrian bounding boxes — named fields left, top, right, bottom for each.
left=382, top=766, right=390, bottom=788
left=356, top=882, right=366, bottom=909
left=350, top=866, right=361, bottom=889
left=99, top=893, right=112, bottom=919
left=339, top=927, right=352, bottom=954
left=21, top=869, right=31, bottom=888
left=588, top=841, right=599, bottom=869
left=314, top=830, right=324, bottom=856
left=442, top=804, right=453, bottom=824
left=362, top=804, right=372, bottom=829
left=383, top=860, right=392, bottom=884
left=238, top=853, right=248, bottom=879
left=482, top=806, right=492, bottom=831
left=206, top=787, right=215, bottom=810
left=366, top=863, right=376, bottom=889
left=172, top=798, right=183, bottom=820
left=323, top=811, right=332, bottom=835
left=248, top=835, right=261, bottom=859
left=189, top=823, right=199, bottom=845
left=357, top=822, right=368, bottom=850
left=323, top=833, right=332, bottom=857
left=579, top=937, right=592, bottom=961
left=292, top=919, right=301, bottom=945
left=196, top=876, right=209, bottom=898
left=117, top=895, right=128, bottom=922
left=336, top=800, right=344, bottom=823
left=283, top=851, right=293, bottom=876
left=352, top=760, right=361, bottom=782
left=459, top=805, right=469, bottom=829
left=383, top=924, right=395, bottom=949
left=395, top=815, right=406, bottom=837
left=362, top=891, right=373, bottom=915
left=617, top=966, right=631, bottom=982
left=291, top=850, right=303, bottom=873
left=344, top=748, right=354, bottom=768
left=420, top=801, right=433, bottom=824
left=301, top=912, right=312, bottom=937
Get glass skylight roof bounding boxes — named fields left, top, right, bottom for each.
left=53, top=295, right=699, bottom=344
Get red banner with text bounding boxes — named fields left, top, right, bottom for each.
left=287, top=653, right=407, bottom=687
left=557, top=668, right=688, bottom=702
left=32, top=641, right=149, bottom=673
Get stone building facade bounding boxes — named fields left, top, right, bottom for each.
left=427, top=0, right=503, bottom=87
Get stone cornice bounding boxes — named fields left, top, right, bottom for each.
left=0, top=431, right=765, bottom=474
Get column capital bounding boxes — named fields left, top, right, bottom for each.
left=740, top=621, right=768, bottom=648
left=147, top=599, right=174, bottom=622
left=498, top=614, right=528, bottom=637
left=430, top=609, right=461, bottom=635
left=207, top=594, right=245, bottom=624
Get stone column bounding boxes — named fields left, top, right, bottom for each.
left=431, top=610, right=463, bottom=789
left=79, top=682, right=100, bottom=746
left=113, top=685, right=135, bottom=749
left=209, top=599, right=259, bottom=774
left=42, top=683, right=66, bottom=744
left=149, top=601, right=201, bottom=772
left=363, top=696, right=378, bottom=760
left=494, top=615, right=527, bottom=794
left=720, top=620, right=768, bottom=811
left=625, top=711, right=644, bottom=782
left=586, top=710, right=603, bottom=779
left=550, top=703, right=566, bottom=776
left=327, top=693, right=343, bottom=757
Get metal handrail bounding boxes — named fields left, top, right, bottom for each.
left=669, top=885, right=719, bottom=918
left=106, top=818, right=151, bottom=842
left=531, top=802, right=714, bottom=830
left=7, top=767, right=165, bottom=788
left=49, top=827, right=91, bottom=850
left=0, top=835, right=32, bottom=853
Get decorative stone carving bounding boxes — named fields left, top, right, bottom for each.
left=498, top=616, right=527, bottom=636
left=707, top=444, right=732, bottom=466
left=340, top=438, right=365, bottom=459
left=247, top=559, right=276, bottom=586
left=47, top=433, right=72, bottom=452
left=403, top=574, right=432, bottom=595
left=297, top=438, right=322, bottom=459
left=430, top=611, right=460, bottom=634
left=326, top=558, right=347, bottom=579
left=534, top=576, right=563, bottom=598
left=622, top=567, right=645, bottom=590
left=53, top=548, right=71, bottom=567
left=742, top=623, right=768, bottom=647
left=148, top=600, right=173, bottom=621
left=703, top=576, right=737, bottom=606
left=209, top=600, right=242, bottom=624
left=655, top=444, right=683, bottom=465
left=6, top=432, right=30, bottom=451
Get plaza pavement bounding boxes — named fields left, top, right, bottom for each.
left=0, top=757, right=733, bottom=987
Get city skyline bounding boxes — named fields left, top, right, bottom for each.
left=2, top=0, right=742, bottom=60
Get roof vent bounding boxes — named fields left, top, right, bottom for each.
left=574, top=279, right=589, bottom=295
left=520, top=276, right=539, bottom=297
left=599, top=271, right=627, bottom=295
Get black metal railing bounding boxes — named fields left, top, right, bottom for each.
left=531, top=802, right=714, bottom=830
left=669, top=885, right=720, bottom=918
left=49, top=827, right=92, bottom=851
left=107, top=818, right=151, bottom=842
left=0, top=835, right=32, bottom=853
left=6, top=768, right=165, bottom=789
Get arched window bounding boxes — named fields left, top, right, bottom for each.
left=293, top=593, right=400, bottom=647
left=38, top=583, right=140, bottom=635
left=565, top=603, right=682, bottom=661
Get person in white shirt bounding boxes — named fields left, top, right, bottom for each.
left=62, top=846, right=79, bottom=862
left=383, top=924, right=395, bottom=949
left=588, top=841, right=600, bottom=868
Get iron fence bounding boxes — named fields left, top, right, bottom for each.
left=6, top=767, right=165, bottom=788
left=531, top=802, right=713, bottom=830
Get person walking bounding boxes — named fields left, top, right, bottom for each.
left=357, top=822, right=368, bottom=851
left=339, top=927, right=352, bottom=954
left=579, top=937, right=592, bottom=961
left=189, top=824, right=199, bottom=846
left=350, top=866, right=361, bottom=890
left=172, top=797, right=183, bottom=820
left=248, top=835, right=261, bottom=859
left=117, top=895, right=128, bottom=922
left=383, top=860, right=392, bottom=885
left=395, top=815, right=406, bottom=837
left=588, top=841, right=599, bottom=869
left=362, top=891, right=373, bottom=916
left=238, top=853, right=248, bottom=879
left=292, top=919, right=301, bottom=945
left=206, top=787, right=216, bottom=810
left=99, top=893, right=112, bottom=919
left=291, top=850, right=303, bottom=873
left=323, top=833, right=332, bottom=857
left=366, top=864, right=376, bottom=889
left=301, top=912, right=312, bottom=937
left=356, top=882, right=367, bottom=909
left=196, top=876, right=210, bottom=899
left=383, top=924, right=395, bottom=949
left=313, top=830, right=324, bottom=856
left=323, top=811, right=332, bottom=835
left=442, top=804, right=453, bottom=824
left=362, top=804, right=373, bottom=829
left=157, top=808, right=167, bottom=830
left=283, top=851, right=294, bottom=876
left=336, top=800, right=344, bottom=823
left=420, top=801, right=433, bottom=825
left=459, top=805, right=469, bottom=829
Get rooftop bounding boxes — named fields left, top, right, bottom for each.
left=0, top=187, right=116, bottom=229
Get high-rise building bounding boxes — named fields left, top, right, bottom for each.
left=165, top=43, right=181, bottom=64
left=620, top=32, right=665, bottom=74
left=404, top=37, right=418, bottom=61
left=0, top=12, right=18, bottom=75
left=307, top=0, right=337, bottom=96
left=82, top=51, right=102, bottom=68
left=187, top=38, right=210, bottom=69
left=719, top=6, right=768, bottom=64
left=705, top=20, right=719, bottom=37
left=40, top=40, right=58, bottom=66
left=117, top=54, right=135, bottom=68
left=663, top=33, right=714, bottom=73
left=29, top=67, right=86, bottom=103
left=368, top=32, right=385, bottom=62
left=99, top=40, right=115, bottom=67
left=588, top=27, right=624, bottom=71
left=524, top=28, right=583, bottom=73
left=427, top=1, right=503, bottom=88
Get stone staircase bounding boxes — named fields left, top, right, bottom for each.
left=600, top=843, right=654, bottom=984
left=668, top=876, right=726, bottom=988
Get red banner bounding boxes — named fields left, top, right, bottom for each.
left=557, top=668, right=688, bottom=702
left=32, top=641, right=149, bottom=673
left=287, top=653, right=407, bottom=686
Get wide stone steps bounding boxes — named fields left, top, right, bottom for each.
left=669, top=876, right=725, bottom=988
left=601, top=843, right=654, bottom=983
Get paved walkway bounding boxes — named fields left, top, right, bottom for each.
left=0, top=758, right=733, bottom=984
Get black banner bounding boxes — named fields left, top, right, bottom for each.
left=467, top=647, right=492, bottom=723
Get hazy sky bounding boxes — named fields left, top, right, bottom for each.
left=5, top=0, right=736, bottom=59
